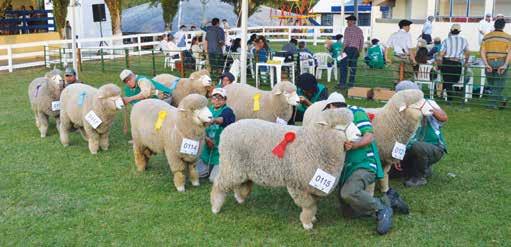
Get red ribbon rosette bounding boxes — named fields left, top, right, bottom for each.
left=367, top=112, right=375, bottom=122
left=272, top=132, right=296, bottom=159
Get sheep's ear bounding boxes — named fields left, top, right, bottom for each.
left=178, top=108, right=186, bottom=112
left=316, top=121, right=328, bottom=126
left=398, top=104, right=407, bottom=112
left=273, top=89, right=282, bottom=95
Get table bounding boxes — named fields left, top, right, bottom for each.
left=255, top=62, right=295, bottom=89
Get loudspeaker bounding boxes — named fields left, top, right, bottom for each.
left=92, top=4, right=106, bottom=22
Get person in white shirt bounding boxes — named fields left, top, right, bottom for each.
left=385, top=19, right=416, bottom=82
left=174, top=25, right=187, bottom=48
left=221, top=19, right=230, bottom=30
left=478, top=13, right=494, bottom=45
left=421, top=16, right=434, bottom=44
left=163, top=34, right=180, bottom=59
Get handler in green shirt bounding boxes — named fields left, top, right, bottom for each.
left=290, top=73, right=328, bottom=124
left=119, top=69, right=175, bottom=105
left=323, top=92, right=392, bottom=235
left=197, top=88, right=236, bottom=182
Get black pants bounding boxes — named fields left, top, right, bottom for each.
left=440, top=58, right=462, bottom=101
left=422, top=33, right=432, bottom=44
left=390, top=142, right=445, bottom=179
left=339, top=47, right=359, bottom=88
left=288, top=106, right=303, bottom=125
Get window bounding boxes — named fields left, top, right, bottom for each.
left=436, top=0, right=451, bottom=16
left=452, top=0, right=468, bottom=16
left=358, top=13, right=371, bottom=27
left=494, top=0, right=511, bottom=17
left=436, top=0, right=485, bottom=17
left=321, top=14, right=333, bottom=26
left=469, top=0, right=484, bottom=16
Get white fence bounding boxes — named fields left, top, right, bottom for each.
left=0, top=25, right=353, bottom=73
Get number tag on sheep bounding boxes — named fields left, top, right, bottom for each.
left=180, top=139, right=200, bottom=155
left=276, top=117, right=287, bottom=125
left=85, top=111, right=102, bottom=129
left=392, top=142, right=407, bottom=160
left=309, top=168, right=336, bottom=193
left=51, top=101, right=60, bottom=111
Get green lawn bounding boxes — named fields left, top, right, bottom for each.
left=1, top=59, right=510, bottom=245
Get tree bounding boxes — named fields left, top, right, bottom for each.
left=105, top=0, right=122, bottom=36
left=150, top=0, right=180, bottom=31
left=52, top=0, right=70, bottom=38
left=220, top=0, right=267, bottom=27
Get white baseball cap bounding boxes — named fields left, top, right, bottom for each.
left=325, top=92, right=346, bottom=105
left=211, top=88, right=226, bottom=98
left=120, top=69, right=133, bottom=81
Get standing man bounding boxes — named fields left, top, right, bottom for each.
left=340, top=15, right=364, bottom=89
left=63, top=67, right=82, bottom=87
left=421, top=16, right=434, bottom=44
left=478, top=13, right=494, bottom=46
left=480, top=19, right=511, bottom=109
left=204, top=18, right=225, bottom=77
left=439, top=24, right=469, bottom=102
left=385, top=19, right=416, bottom=82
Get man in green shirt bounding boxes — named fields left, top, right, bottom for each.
left=119, top=69, right=174, bottom=105
left=324, top=92, right=392, bottom=235
left=290, top=73, right=328, bottom=124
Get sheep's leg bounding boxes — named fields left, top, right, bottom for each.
left=211, top=182, right=227, bottom=214
left=99, top=132, right=109, bottom=151
left=78, top=127, right=89, bottom=141
left=288, top=187, right=318, bottom=230
left=133, top=143, right=148, bottom=172
left=234, top=180, right=253, bottom=204
left=165, top=151, right=186, bottom=192
left=59, top=114, right=72, bottom=146
left=37, top=112, right=49, bottom=138
left=85, top=127, right=100, bottom=154
left=55, top=117, right=61, bottom=134
left=188, top=162, right=200, bottom=187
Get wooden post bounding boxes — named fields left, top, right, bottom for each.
left=399, top=62, right=404, bottom=81
left=179, top=51, right=185, bottom=78
left=77, top=48, right=82, bottom=72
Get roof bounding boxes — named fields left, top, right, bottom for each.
left=310, top=0, right=369, bottom=14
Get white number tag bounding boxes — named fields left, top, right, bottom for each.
left=85, top=110, right=102, bottom=129
left=180, top=138, right=200, bottom=155
left=392, top=141, right=407, bottom=160
left=115, top=98, right=124, bottom=109
left=51, top=101, right=60, bottom=111
left=309, top=168, right=336, bottom=193
left=276, top=117, right=287, bottom=125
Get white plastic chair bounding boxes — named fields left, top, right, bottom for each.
left=164, top=51, right=182, bottom=71
left=299, top=52, right=315, bottom=75
left=229, top=59, right=240, bottom=83
left=414, top=64, right=435, bottom=99
left=452, top=66, right=473, bottom=102
left=313, top=52, right=337, bottom=82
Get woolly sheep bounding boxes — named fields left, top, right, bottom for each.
left=59, top=83, right=123, bottom=154
left=210, top=108, right=361, bottom=230
left=152, top=69, right=212, bottom=107
left=223, top=81, right=300, bottom=123
left=27, top=69, right=64, bottom=137
left=130, top=95, right=212, bottom=192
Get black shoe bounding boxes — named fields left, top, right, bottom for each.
left=376, top=205, right=393, bottom=235
left=424, top=167, right=433, bottom=178
left=386, top=188, right=410, bottom=214
left=404, top=177, right=428, bottom=187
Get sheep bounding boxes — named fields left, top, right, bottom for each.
left=152, top=69, right=212, bottom=107
left=210, top=108, right=361, bottom=230
left=130, top=95, right=213, bottom=192
left=27, top=69, right=64, bottom=137
left=59, top=83, right=123, bottom=154
left=223, top=81, right=300, bottom=123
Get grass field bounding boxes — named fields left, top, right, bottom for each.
left=1, top=56, right=511, bottom=246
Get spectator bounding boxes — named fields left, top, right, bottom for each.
left=415, top=39, right=429, bottom=66
left=495, top=14, right=505, bottom=20
left=282, top=38, right=298, bottom=57
left=329, top=34, right=344, bottom=60
left=190, top=25, right=197, bottom=31
left=230, top=38, right=241, bottom=53
left=291, top=73, right=328, bottom=124
left=247, top=33, right=257, bottom=47
left=340, top=15, right=364, bottom=89
left=385, top=19, right=416, bottom=82
left=478, top=13, right=494, bottom=45
left=421, top=16, right=434, bottom=44
left=219, top=72, right=235, bottom=87
left=439, top=24, right=469, bottom=102
left=365, top=38, right=385, bottom=69
left=204, top=18, right=225, bottom=76
left=428, top=37, right=442, bottom=60
left=161, top=34, right=180, bottom=59
left=221, top=19, right=230, bottom=30
left=174, top=25, right=187, bottom=48
left=480, top=19, right=511, bottom=109
left=253, top=36, right=269, bottom=84
left=391, top=81, right=448, bottom=187
left=298, top=41, right=313, bottom=55
left=190, top=36, right=204, bottom=60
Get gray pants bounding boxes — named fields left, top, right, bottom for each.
left=340, top=169, right=383, bottom=217
left=401, top=141, right=445, bottom=179
left=488, top=60, right=509, bottom=107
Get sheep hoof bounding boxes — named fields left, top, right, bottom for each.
left=312, top=216, right=318, bottom=223
left=62, top=143, right=69, bottom=147
left=40, top=134, right=46, bottom=138
left=176, top=186, right=185, bottom=192
left=211, top=207, right=220, bottom=214
left=90, top=151, right=98, bottom=155
left=302, top=223, right=314, bottom=230
left=234, top=193, right=245, bottom=204
left=191, top=181, right=200, bottom=187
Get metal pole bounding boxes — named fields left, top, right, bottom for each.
left=341, top=0, right=345, bottom=33
left=177, top=0, right=183, bottom=28
left=354, top=0, right=359, bottom=25
left=71, top=0, right=78, bottom=79
left=240, top=0, right=248, bottom=84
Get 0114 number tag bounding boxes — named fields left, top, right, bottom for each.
left=51, top=101, right=60, bottom=111
left=309, top=168, right=336, bottom=193
left=392, top=141, right=407, bottom=160
left=180, top=138, right=200, bottom=155
left=85, top=110, right=102, bottom=129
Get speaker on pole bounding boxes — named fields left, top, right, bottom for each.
left=92, top=4, right=106, bottom=22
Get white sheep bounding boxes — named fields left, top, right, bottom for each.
left=210, top=108, right=361, bottom=230
left=152, top=69, right=212, bottom=107
left=27, top=69, right=64, bottom=137
left=130, top=95, right=212, bottom=192
left=223, top=81, right=300, bottom=123
left=59, top=83, right=124, bottom=154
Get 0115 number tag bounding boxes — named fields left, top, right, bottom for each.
left=51, top=101, right=60, bottom=111
left=180, top=138, right=200, bottom=155
left=85, top=110, right=102, bottom=129
left=392, top=141, right=407, bottom=160
left=309, top=168, right=336, bottom=193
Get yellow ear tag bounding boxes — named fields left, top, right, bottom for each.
left=253, top=93, right=261, bottom=112
left=154, top=111, right=167, bottom=131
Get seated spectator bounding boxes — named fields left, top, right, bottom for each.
left=174, top=25, right=187, bottom=48
left=247, top=33, right=257, bottom=48
left=253, top=36, right=269, bottom=83
left=365, top=38, right=385, bottom=69
left=428, top=37, right=442, bottom=60
left=290, top=73, right=328, bottom=124
left=190, top=36, right=204, bottom=60
left=414, top=39, right=429, bottom=71
left=329, top=34, right=344, bottom=61
left=390, top=81, right=448, bottom=187
left=298, top=41, right=313, bottom=55
left=230, top=38, right=241, bottom=53
left=282, top=38, right=298, bottom=57
left=164, top=34, right=180, bottom=59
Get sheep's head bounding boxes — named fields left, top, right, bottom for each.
left=316, top=108, right=361, bottom=142
left=45, top=69, right=64, bottom=93
left=389, top=89, right=433, bottom=122
left=189, top=71, right=212, bottom=97
left=273, top=81, right=300, bottom=106
left=178, top=94, right=212, bottom=126
left=96, top=84, right=123, bottom=111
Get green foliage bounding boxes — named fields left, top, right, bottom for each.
left=52, top=0, right=70, bottom=38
